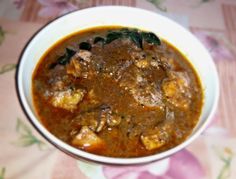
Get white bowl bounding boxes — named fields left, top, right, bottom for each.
left=16, top=6, right=219, bottom=165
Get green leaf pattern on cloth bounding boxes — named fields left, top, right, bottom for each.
left=0, top=26, right=5, bottom=45
left=214, top=146, right=235, bottom=179
left=14, top=118, right=46, bottom=149
left=0, top=64, right=16, bottom=75
left=147, top=0, right=167, bottom=11
left=0, top=167, right=5, bottom=179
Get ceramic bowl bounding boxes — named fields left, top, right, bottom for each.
left=16, top=6, right=219, bottom=165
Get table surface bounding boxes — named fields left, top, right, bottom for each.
left=0, top=0, right=236, bottom=179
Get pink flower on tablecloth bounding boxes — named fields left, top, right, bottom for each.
left=103, top=149, right=205, bottom=179
left=203, top=113, right=230, bottom=137
left=13, top=0, right=25, bottom=9
left=37, top=0, right=78, bottom=18
left=192, top=31, right=235, bottom=61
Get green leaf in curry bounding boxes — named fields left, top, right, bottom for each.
left=120, top=28, right=143, bottom=48
left=94, top=36, right=105, bottom=44
left=104, top=28, right=161, bottom=49
left=142, top=32, right=161, bottom=46
left=14, top=118, right=46, bottom=150
left=79, top=42, right=92, bottom=51
left=105, top=31, right=123, bottom=44
left=49, top=29, right=161, bottom=69
left=128, top=30, right=143, bottom=49
left=0, top=167, right=5, bottom=179
left=49, top=48, right=76, bottom=69
left=0, top=64, right=16, bottom=75
left=58, top=48, right=76, bottom=65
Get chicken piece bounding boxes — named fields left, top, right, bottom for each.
left=72, top=126, right=104, bottom=151
left=160, top=57, right=178, bottom=70
left=50, top=88, right=85, bottom=111
left=66, top=58, right=81, bottom=78
left=96, top=112, right=107, bottom=132
left=77, top=50, right=92, bottom=62
left=162, top=72, right=191, bottom=109
left=135, top=59, right=149, bottom=68
left=119, top=71, right=137, bottom=91
left=165, top=107, right=175, bottom=121
left=114, top=60, right=133, bottom=81
left=76, top=111, right=99, bottom=131
left=119, top=67, right=164, bottom=109
left=107, top=114, right=122, bottom=127
left=131, top=85, right=164, bottom=109
left=66, top=51, right=92, bottom=78
left=52, top=80, right=65, bottom=91
left=140, top=130, right=169, bottom=150
left=74, top=105, right=122, bottom=133
left=87, top=89, right=99, bottom=105
left=97, top=105, right=126, bottom=131
left=96, top=106, right=123, bottom=131
left=150, top=60, right=159, bottom=68
left=130, top=50, right=146, bottom=61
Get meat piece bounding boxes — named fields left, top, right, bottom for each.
left=96, top=106, right=123, bottom=131
left=50, top=88, right=86, bottom=111
left=52, top=80, right=65, bottom=91
left=107, top=114, right=122, bottom=127
left=131, top=85, right=164, bottom=109
left=150, top=60, right=159, bottom=68
left=162, top=72, right=191, bottom=109
left=141, top=114, right=174, bottom=151
left=119, top=67, right=164, bottom=109
left=74, top=105, right=122, bottom=133
left=87, top=89, right=99, bottom=105
left=66, top=58, right=81, bottom=78
left=114, top=60, right=133, bottom=81
left=160, top=57, right=178, bottom=70
left=132, top=50, right=161, bottom=69
left=96, top=112, right=107, bottom=132
left=119, top=69, right=137, bottom=91
left=135, top=59, right=149, bottom=68
left=72, top=126, right=104, bottom=151
left=66, top=51, right=93, bottom=78
left=165, top=107, right=175, bottom=121
left=75, top=111, right=99, bottom=131
left=77, top=50, right=92, bottom=62
left=140, top=130, right=169, bottom=150
left=130, top=50, right=146, bottom=61
left=49, top=75, right=70, bottom=91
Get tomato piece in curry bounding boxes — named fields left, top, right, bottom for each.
left=32, top=26, right=203, bottom=158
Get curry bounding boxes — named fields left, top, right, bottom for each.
left=32, top=26, right=203, bottom=157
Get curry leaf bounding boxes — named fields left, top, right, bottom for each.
left=104, top=29, right=161, bottom=48
left=142, top=32, right=161, bottom=45
left=94, top=37, right=105, bottom=44
left=58, top=48, right=76, bottom=65
left=120, top=28, right=130, bottom=33
left=105, top=32, right=123, bottom=44
left=128, top=31, right=143, bottom=49
left=50, top=48, right=76, bottom=69
left=79, top=42, right=92, bottom=51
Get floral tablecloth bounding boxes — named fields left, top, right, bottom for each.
left=0, top=0, right=236, bottom=179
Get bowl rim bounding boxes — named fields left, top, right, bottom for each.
left=15, top=5, right=220, bottom=165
